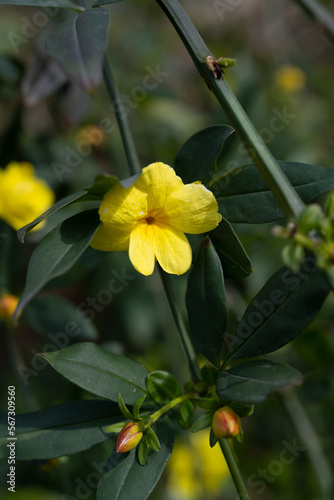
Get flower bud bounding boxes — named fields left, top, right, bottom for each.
left=116, top=421, right=143, bottom=453
left=212, top=406, right=241, bottom=439
left=298, top=204, right=323, bottom=234
left=0, top=294, right=19, bottom=322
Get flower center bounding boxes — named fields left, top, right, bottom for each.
left=146, top=216, right=155, bottom=225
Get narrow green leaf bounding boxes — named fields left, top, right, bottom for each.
left=209, top=428, right=218, bottom=448
left=45, top=8, right=110, bottom=92
left=97, top=420, right=174, bottom=500
left=210, top=217, right=253, bottom=279
left=93, top=0, right=122, bottom=5
left=192, top=398, right=219, bottom=411
left=15, top=210, right=100, bottom=318
left=146, top=427, right=161, bottom=452
left=84, top=174, right=119, bottom=198
left=229, top=403, right=254, bottom=418
left=174, top=125, right=234, bottom=185
left=146, top=371, right=182, bottom=405
left=0, top=0, right=83, bottom=9
left=118, top=393, right=136, bottom=421
left=105, top=422, right=125, bottom=434
left=24, top=295, right=98, bottom=341
left=177, top=400, right=194, bottom=429
left=226, top=263, right=331, bottom=361
left=133, top=395, right=146, bottom=420
left=214, top=162, right=334, bottom=223
left=191, top=412, right=213, bottom=433
left=186, top=237, right=226, bottom=366
left=18, top=190, right=88, bottom=242
left=216, top=360, right=303, bottom=403
left=137, top=438, right=149, bottom=466
left=40, top=343, right=149, bottom=404
left=0, top=400, right=121, bottom=460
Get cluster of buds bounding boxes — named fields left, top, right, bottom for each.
left=0, top=294, right=19, bottom=323
left=273, top=193, right=334, bottom=273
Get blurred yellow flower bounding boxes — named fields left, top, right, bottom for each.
left=0, top=294, right=19, bottom=323
left=90, top=162, right=222, bottom=276
left=0, top=162, right=55, bottom=231
left=274, top=64, right=306, bottom=92
left=166, top=430, right=229, bottom=499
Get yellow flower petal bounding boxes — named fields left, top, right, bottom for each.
left=129, top=221, right=156, bottom=276
left=164, top=183, right=222, bottom=234
left=135, top=162, right=183, bottom=211
left=90, top=224, right=130, bottom=251
left=153, top=223, right=192, bottom=275
left=0, top=162, right=55, bottom=231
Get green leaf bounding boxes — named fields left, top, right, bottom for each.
left=191, top=412, right=213, bottom=433
left=186, top=237, right=226, bottom=366
left=84, top=174, right=119, bottom=198
left=14, top=210, right=100, bottom=319
left=118, top=393, right=136, bottom=421
left=216, top=360, right=303, bottom=403
left=133, top=395, right=146, bottom=420
left=24, top=295, right=98, bottom=341
left=146, top=371, right=182, bottom=405
left=209, top=428, right=218, bottom=448
left=192, top=398, right=219, bottom=411
left=93, top=0, right=122, bottom=5
left=40, top=343, right=149, bottom=404
left=18, top=190, right=88, bottom=242
left=97, top=419, right=174, bottom=500
left=201, top=364, right=219, bottom=388
left=210, top=217, right=253, bottom=279
left=0, top=0, right=83, bottom=9
left=0, top=400, right=121, bottom=460
left=45, top=8, right=110, bottom=93
left=137, top=438, right=149, bottom=466
left=213, top=162, right=334, bottom=223
left=146, top=427, right=161, bottom=452
left=174, top=125, right=234, bottom=185
left=229, top=403, right=254, bottom=418
left=177, top=400, right=194, bottom=429
left=226, top=263, right=331, bottom=361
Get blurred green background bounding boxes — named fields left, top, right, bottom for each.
left=0, top=1, right=334, bottom=499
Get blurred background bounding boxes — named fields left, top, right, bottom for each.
left=0, top=0, right=334, bottom=499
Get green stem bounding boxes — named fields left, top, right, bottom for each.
left=4, top=324, right=38, bottom=411
left=283, top=390, right=333, bottom=500
left=150, top=393, right=192, bottom=424
left=102, top=57, right=142, bottom=176
left=156, top=0, right=305, bottom=221
left=219, top=439, right=251, bottom=500
left=293, top=0, right=334, bottom=44
left=158, top=267, right=201, bottom=382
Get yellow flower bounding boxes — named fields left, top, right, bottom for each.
left=0, top=294, right=19, bottom=323
left=166, top=430, right=229, bottom=499
left=0, top=162, right=55, bottom=231
left=90, top=162, right=222, bottom=276
left=273, top=64, right=306, bottom=92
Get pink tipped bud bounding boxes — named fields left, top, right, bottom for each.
left=0, top=294, right=19, bottom=322
left=212, top=406, right=241, bottom=439
left=116, top=422, right=143, bottom=453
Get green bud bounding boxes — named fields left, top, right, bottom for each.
left=216, top=57, right=237, bottom=68
left=282, top=242, right=305, bottom=272
left=298, top=204, right=323, bottom=234
left=212, top=406, right=241, bottom=439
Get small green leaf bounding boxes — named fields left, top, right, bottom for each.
left=177, top=400, right=194, bottom=429
left=24, top=295, right=98, bottom=341
left=186, top=237, right=226, bottom=366
left=0, top=0, right=83, bottom=9
left=133, top=396, right=146, bottom=420
left=104, top=422, right=126, bottom=434
left=118, top=393, right=136, bottom=421
left=216, top=360, right=303, bottom=403
left=40, top=343, right=149, bottom=404
left=210, top=217, right=253, bottom=279
left=97, top=420, right=174, bottom=500
left=137, top=438, right=149, bottom=466
left=209, top=428, right=218, bottom=448
left=17, top=190, right=88, bottom=242
left=214, top=162, right=334, bottom=223
left=226, top=264, right=331, bottom=361
left=14, top=210, right=100, bottom=319
left=192, top=398, right=220, bottom=411
left=201, top=364, right=219, bottom=388
left=229, top=403, right=254, bottom=418
left=146, top=427, right=161, bottom=452
left=45, top=8, right=110, bottom=92
left=146, top=371, right=182, bottom=405
left=0, top=400, right=121, bottom=460
left=236, top=427, right=244, bottom=443
left=191, top=412, right=213, bottom=433
left=175, top=125, right=234, bottom=185
left=84, top=174, right=119, bottom=198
